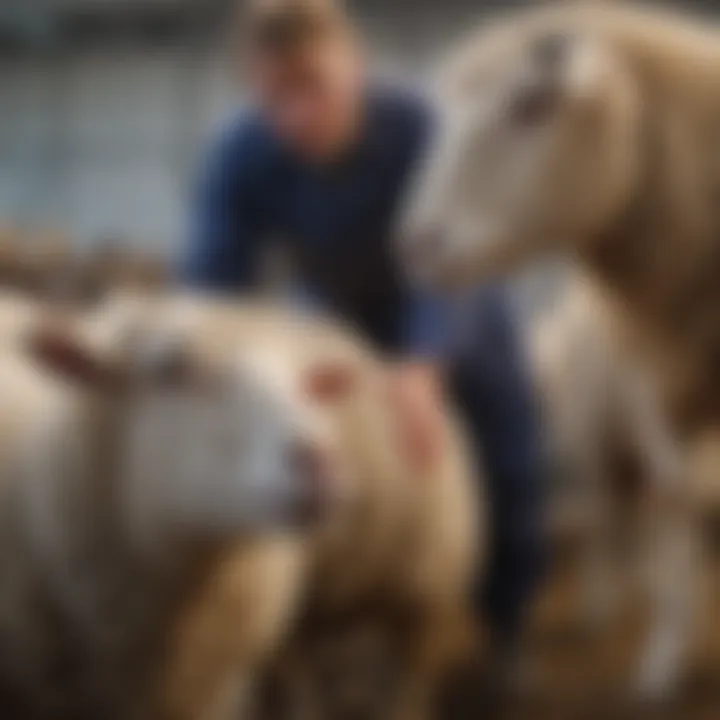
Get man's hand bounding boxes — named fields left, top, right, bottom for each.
left=386, top=362, right=446, bottom=472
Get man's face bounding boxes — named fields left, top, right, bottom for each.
left=251, top=38, right=365, bottom=162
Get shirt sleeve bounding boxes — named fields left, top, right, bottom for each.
left=401, top=290, right=453, bottom=359
left=181, top=120, right=269, bottom=292
left=394, top=92, right=452, bottom=360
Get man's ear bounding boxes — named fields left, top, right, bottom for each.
left=303, top=360, right=359, bottom=404
left=26, top=324, right=126, bottom=391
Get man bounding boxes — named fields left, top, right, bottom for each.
left=184, top=0, right=545, bottom=672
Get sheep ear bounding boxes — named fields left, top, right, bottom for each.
left=304, top=361, right=359, bottom=404
left=523, top=32, right=607, bottom=108
left=508, top=33, right=577, bottom=126
left=561, top=34, right=609, bottom=101
left=26, top=325, right=125, bottom=390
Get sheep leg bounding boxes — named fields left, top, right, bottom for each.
left=619, top=374, right=698, bottom=700
left=391, top=608, right=473, bottom=720
left=159, top=541, right=306, bottom=720
left=578, top=455, right=624, bottom=630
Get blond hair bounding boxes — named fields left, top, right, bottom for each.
left=241, top=0, right=352, bottom=56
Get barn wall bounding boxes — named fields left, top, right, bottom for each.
left=0, top=0, right=506, bottom=250
left=0, top=49, right=227, bottom=250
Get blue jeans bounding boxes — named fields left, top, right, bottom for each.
left=445, top=285, right=547, bottom=641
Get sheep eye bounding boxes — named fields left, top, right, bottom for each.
left=507, top=80, right=558, bottom=127
left=531, top=32, right=570, bottom=70
left=504, top=32, right=570, bottom=127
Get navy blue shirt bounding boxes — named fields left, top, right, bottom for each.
left=184, top=86, right=445, bottom=356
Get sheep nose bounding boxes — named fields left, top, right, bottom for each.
left=288, top=440, right=336, bottom=524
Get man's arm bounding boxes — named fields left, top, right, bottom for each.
left=383, top=87, right=460, bottom=466
left=384, top=290, right=453, bottom=469
left=401, top=290, right=451, bottom=359
left=182, top=120, right=270, bottom=291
